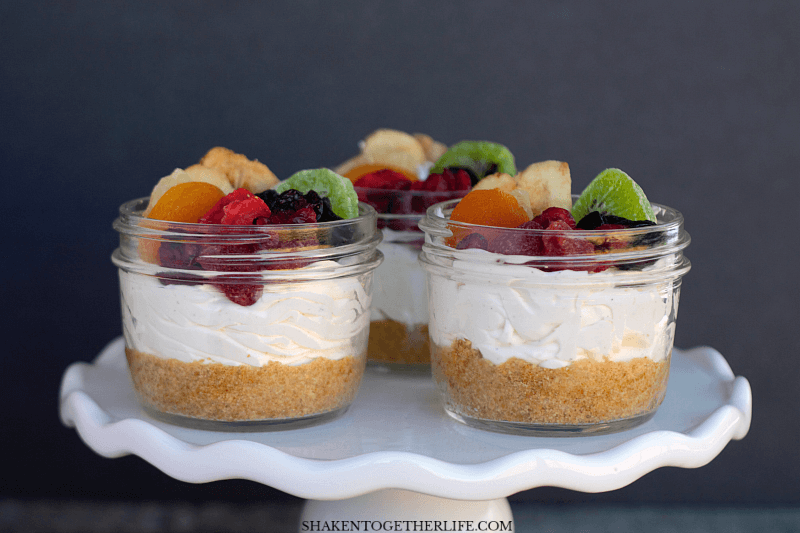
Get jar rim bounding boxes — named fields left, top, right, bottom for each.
left=112, top=197, right=383, bottom=280
left=418, top=196, right=691, bottom=278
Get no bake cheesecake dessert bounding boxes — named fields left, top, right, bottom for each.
left=336, top=130, right=473, bottom=368
left=419, top=162, right=691, bottom=435
left=113, top=149, right=382, bottom=428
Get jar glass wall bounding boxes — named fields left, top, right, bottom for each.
left=112, top=198, right=382, bottom=430
left=418, top=197, right=691, bottom=436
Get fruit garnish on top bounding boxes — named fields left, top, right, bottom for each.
left=430, top=140, right=517, bottom=185
left=335, top=129, right=448, bottom=183
left=449, top=163, right=659, bottom=271
left=141, top=148, right=361, bottom=306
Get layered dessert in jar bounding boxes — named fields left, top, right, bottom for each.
left=112, top=148, right=382, bottom=429
left=418, top=160, right=691, bottom=435
left=336, top=131, right=503, bottom=369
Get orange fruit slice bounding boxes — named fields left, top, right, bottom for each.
left=448, top=189, right=530, bottom=247
left=140, top=181, right=226, bottom=263
left=147, top=181, right=226, bottom=223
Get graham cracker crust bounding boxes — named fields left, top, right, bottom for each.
left=126, top=348, right=365, bottom=422
left=367, top=319, right=430, bottom=365
left=432, top=339, right=669, bottom=425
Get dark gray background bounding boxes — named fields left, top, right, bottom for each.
left=2, top=1, right=797, bottom=508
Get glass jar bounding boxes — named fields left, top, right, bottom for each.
left=112, top=198, right=382, bottom=430
left=418, top=198, right=691, bottom=436
left=355, top=186, right=468, bottom=372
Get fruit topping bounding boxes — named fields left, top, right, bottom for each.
left=456, top=232, right=490, bottom=251
left=144, top=181, right=223, bottom=240
left=257, top=189, right=341, bottom=224
left=335, top=129, right=446, bottom=180
left=144, top=167, right=234, bottom=217
left=450, top=189, right=529, bottom=228
left=199, top=188, right=271, bottom=225
left=354, top=169, right=412, bottom=191
left=341, top=163, right=418, bottom=183
left=276, top=169, right=359, bottom=220
left=532, top=207, right=577, bottom=230
left=430, top=141, right=517, bottom=184
left=575, top=211, right=657, bottom=230
left=571, top=168, right=656, bottom=224
left=199, top=147, right=279, bottom=194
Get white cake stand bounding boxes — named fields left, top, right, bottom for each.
left=59, top=337, right=751, bottom=531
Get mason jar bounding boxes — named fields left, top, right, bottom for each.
left=355, top=186, right=468, bottom=372
left=112, top=197, right=382, bottom=430
left=418, top=198, right=691, bottom=436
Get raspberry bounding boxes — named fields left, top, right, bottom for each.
left=353, top=169, right=412, bottom=190
left=199, top=188, right=255, bottom=224
left=218, top=280, right=263, bottom=307
left=489, top=220, right=544, bottom=256
left=541, top=220, right=595, bottom=256
left=410, top=169, right=471, bottom=213
left=220, top=196, right=272, bottom=225
left=533, top=207, right=577, bottom=229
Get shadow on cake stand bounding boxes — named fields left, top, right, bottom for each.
left=59, top=337, right=751, bottom=531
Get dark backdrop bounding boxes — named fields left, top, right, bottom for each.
left=2, top=1, right=797, bottom=505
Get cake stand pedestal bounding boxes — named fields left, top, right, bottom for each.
left=60, top=337, right=751, bottom=531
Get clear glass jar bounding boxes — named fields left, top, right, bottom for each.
left=355, top=186, right=468, bottom=372
left=112, top=197, right=382, bottom=430
left=418, top=197, right=691, bottom=436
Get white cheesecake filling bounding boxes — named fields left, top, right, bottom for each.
left=120, top=261, right=371, bottom=367
left=370, top=232, right=428, bottom=325
left=427, top=252, right=677, bottom=368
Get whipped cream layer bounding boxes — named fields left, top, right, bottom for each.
left=427, top=252, right=678, bottom=368
left=370, top=230, right=428, bottom=325
left=120, top=261, right=371, bottom=367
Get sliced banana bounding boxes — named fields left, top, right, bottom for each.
left=143, top=167, right=234, bottom=216
left=199, top=146, right=279, bottom=194
left=514, top=161, right=572, bottom=217
left=335, top=128, right=444, bottom=177
left=471, top=172, right=517, bottom=193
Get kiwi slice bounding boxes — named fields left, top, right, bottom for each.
left=430, top=141, right=516, bottom=181
left=276, top=168, right=359, bottom=220
left=572, top=168, right=656, bottom=224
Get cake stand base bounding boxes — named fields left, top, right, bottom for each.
left=300, top=490, right=513, bottom=532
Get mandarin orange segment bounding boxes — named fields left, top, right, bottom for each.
left=341, top=163, right=418, bottom=183
left=450, top=189, right=529, bottom=227
left=147, top=181, right=226, bottom=223
left=448, top=189, right=530, bottom=248
left=139, top=181, right=226, bottom=264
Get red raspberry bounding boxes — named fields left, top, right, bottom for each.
left=199, top=188, right=256, bottom=224
left=489, top=220, right=544, bottom=256
left=533, top=207, right=577, bottom=230
left=353, top=169, right=412, bottom=190
left=220, top=196, right=272, bottom=225
left=541, top=220, right=594, bottom=255
left=218, top=279, right=263, bottom=307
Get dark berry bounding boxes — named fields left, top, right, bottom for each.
left=456, top=232, right=490, bottom=251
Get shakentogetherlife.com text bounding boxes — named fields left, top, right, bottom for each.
left=301, top=520, right=513, bottom=532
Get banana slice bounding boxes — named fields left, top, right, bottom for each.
left=471, top=172, right=517, bottom=193
left=514, top=161, right=572, bottom=217
left=335, top=129, right=435, bottom=177
left=143, top=167, right=234, bottom=216
left=199, top=146, right=279, bottom=194
left=413, top=133, right=448, bottom=162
